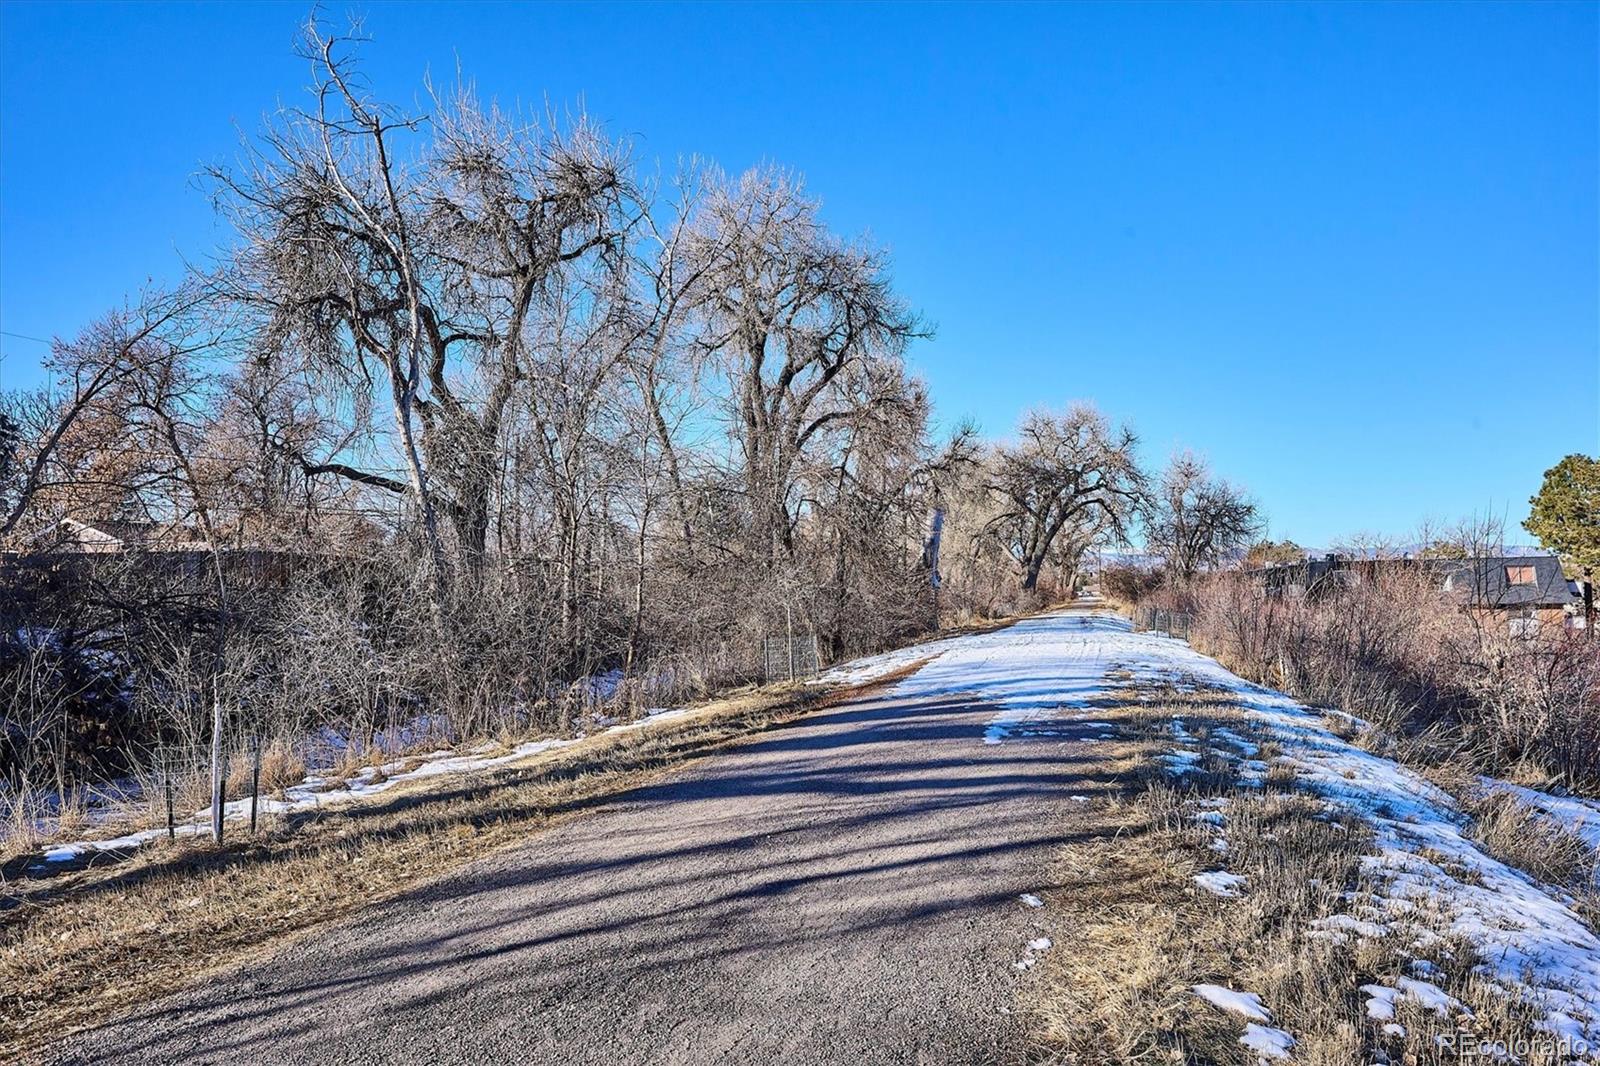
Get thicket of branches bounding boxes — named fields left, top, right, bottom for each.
left=0, top=29, right=958, bottom=792
left=1107, top=513, right=1600, bottom=792
left=1186, top=568, right=1600, bottom=791
left=0, top=29, right=1208, bottom=813
left=0, top=27, right=1288, bottom=837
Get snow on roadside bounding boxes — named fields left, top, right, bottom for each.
left=812, top=632, right=964, bottom=687
left=842, top=605, right=1600, bottom=1049
left=823, top=611, right=1130, bottom=745
left=1107, top=615, right=1600, bottom=1047
left=36, top=705, right=695, bottom=865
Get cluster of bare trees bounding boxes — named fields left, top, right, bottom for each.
left=0, top=27, right=1264, bottom=827
left=935, top=413, right=1261, bottom=612
left=0, top=30, right=980, bottom=813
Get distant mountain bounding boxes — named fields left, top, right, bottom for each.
left=1086, top=550, right=1164, bottom=571
left=1301, top=544, right=1555, bottom=561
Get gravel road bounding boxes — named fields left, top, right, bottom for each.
left=50, top=626, right=1107, bottom=1066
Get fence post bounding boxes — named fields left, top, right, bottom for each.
left=165, top=762, right=175, bottom=842
left=249, top=734, right=262, bottom=836
left=785, top=603, right=796, bottom=681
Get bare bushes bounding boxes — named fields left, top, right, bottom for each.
left=1099, top=564, right=1164, bottom=609
left=0, top=519, right=943, bottom=814
left=1183, top=574, right=1600, bottom=792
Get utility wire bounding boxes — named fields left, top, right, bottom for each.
left=0, top=330, right=52, bottom=345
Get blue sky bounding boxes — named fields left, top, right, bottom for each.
left=1, top=1, right=1595, bottom=546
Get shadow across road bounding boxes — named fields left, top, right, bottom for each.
left=50, top=613, right=1133, bottom=1066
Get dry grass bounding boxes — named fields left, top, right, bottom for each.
left=1030, top=683, right=1571, bottom=1065
left=0, top=660, right=929, bottom=1062
left=1458, top=787, right=1600, bottom=933
left=221, top=740, right=308, bottom=802
left=1462, top=788, right=1595, bottom=887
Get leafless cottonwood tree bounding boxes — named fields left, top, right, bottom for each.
left=985, top=405, right=1145, bottom=592
left=1144, top=452, right=1263, bottom=583
left=686, top=167, right=925, bottom=566
left=0, top=23, right=999, bottom=803
left=212, top=25, right=634, bottom=592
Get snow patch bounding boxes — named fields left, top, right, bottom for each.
left=1195, top=870, right=1247, bottom=897
left=1240, top=1023, right=1296, bottom=1061
left=1192, top=984, right=1272, bottom=1022
left=37, top=704, right=703, bottom=864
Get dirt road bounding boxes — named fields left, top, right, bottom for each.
left=51, top=614, right=1114, bottom=1065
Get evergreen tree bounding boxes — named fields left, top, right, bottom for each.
left=1525, top=454, right=1600, bottom=573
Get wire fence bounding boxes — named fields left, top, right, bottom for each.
left=762, top=634, right=822, bottom=682
left=1132, top=606, right=1195, bottom=641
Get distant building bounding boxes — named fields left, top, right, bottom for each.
left=17, top=517, right=303, bottom=586
left=1242, top=553, right=1583, bottom=635
left=26, top=517, right=208, bottom=554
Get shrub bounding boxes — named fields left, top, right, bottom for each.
left=1101, top=565, right=1164, bottom=608
left=1186, top=573, right=1600, bottom=793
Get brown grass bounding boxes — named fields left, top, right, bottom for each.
left=0, top=659, right=930, bottom=1062
left=222, top=740, right=308, bottom=802
left=1455, top=787, right=1600, bottom=934
left=1030, top=682, right=1568, bottom=1065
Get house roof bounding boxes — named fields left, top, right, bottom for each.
left=1243, top=553, right=1580, bottom=608
left=1434, top=555, right=1577, bottom=608
left=29, top=517, right=206, bottom=550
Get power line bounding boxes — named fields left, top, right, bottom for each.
left=0, top=330, right=52, bottom=345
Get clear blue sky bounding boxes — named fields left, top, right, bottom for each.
left=2, top=2, right=1595, bottom=546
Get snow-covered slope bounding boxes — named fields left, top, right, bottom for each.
left=831, top=605, right=1600, bottom=1049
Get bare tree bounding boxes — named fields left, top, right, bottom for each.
left=211, top=23, right=634, bottom=588
left=0, top=291, right=200, bottom=537
left=1144, top=451, right=1262, bottom=583
left=687, top=167, right=924, bottom=565
left=985, top=405, right=1145, bottom=592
